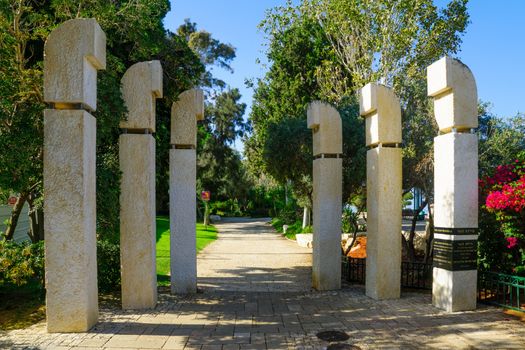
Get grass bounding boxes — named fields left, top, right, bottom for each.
left=156, top=216, right=217, bottom=286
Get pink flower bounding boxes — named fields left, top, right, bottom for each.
left=506, top=237, right=519, bottom=249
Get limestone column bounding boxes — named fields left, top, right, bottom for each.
left=119, top=61, right=163, bottom=309
left=428, top=56, right=478, bottom=312
left=359, top=83, right=402, bottom=300
left=43, top=19, right=106, bottom=332
left=307, top=102, right=342, bottom=291
left=170, top=89, right=204, bottom=294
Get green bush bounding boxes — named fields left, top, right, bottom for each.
left=0, top=240, right=44, bottom=288
left=210, top=199, right=244, bottom=217
left=97, top=240, right=121, bottom=293
left=302, top=225, right=313, bottom=233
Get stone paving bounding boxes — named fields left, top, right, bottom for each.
left=1, top=218, right=525, bottom=349
left=197, top=218, right=312, bottom=292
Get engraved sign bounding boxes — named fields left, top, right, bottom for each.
left=434, top=227, right=478, bottom=235
left=433, top=239, right=477, bottom=271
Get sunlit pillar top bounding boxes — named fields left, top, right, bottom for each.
left=359, top=83, right=401, bottom=147
left=120, top=61, right=163, bottom=132
left=170, top=89, right=204, bottom=147
left=307, top=101, right=342, bottom=156
left=427, top=56, right=477, bottom=132
left=44, top=18, right=106, bottom=111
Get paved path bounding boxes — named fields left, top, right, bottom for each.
left=2, top=218, right=525, bottom=349
left=197, top=218, right=312, bottom=292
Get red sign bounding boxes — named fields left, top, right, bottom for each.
left=201, top=191, right=211, bottom=201
left=8, top=196, right=17, bottom=206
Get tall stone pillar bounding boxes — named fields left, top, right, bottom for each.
left=359, top=83, right=402, bottom=300
left=428, top=56, right=478, bottom=312
left=307, top=102, right=342, bottom=291
left=43, top=19, right=106, bottom=332
left=119, top=61, right=163, bottom=309
left=170, top=89, right=204, bottom=294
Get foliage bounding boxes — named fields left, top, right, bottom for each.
left=342, top=206, right=366, bottom=235
left=0, top=240, right=44, bottom=287
left=271, top=218, right=308, bottom=240
left=96, top=239, right=121, bottom=293
left=310, top=0, right=470, bottom=93
left=210, top=199, right=244, bottom=217
left=243, top=183, right=286, bottom=218
left=177, top=18, right=236, bottom=89
left=479, top=107, right=525, bottom=177
left=479, top=157, right=525, bottom=276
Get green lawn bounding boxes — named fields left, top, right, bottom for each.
left=156, top=216, right=217, bottom=285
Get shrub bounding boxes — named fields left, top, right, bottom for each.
left=0, top=240, right=44, bottom=288
left=480, top=159, right=525, bottom=275
left=97, top=239, right=121, bottom=293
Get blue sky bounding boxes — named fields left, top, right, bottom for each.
left=164, top=1, right=525, bottom=151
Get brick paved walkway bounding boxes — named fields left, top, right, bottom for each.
left=197, top=218, right=312, bottom=292
left=1, top=218, right=524, bottom=349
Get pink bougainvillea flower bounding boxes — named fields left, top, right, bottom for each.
left=486, top=190, right=509, bottom=211
left=506, top=237, right=519, bottom=249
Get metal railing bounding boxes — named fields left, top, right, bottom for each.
left=401, top=261, right=433, bottom=290
left=341, top=257, right=432, bottom=290
left=343, top=258, right=525, bottom=313
left=477, top=271, right=525, bottom=312
left=342, top=257, right=366, bottom=283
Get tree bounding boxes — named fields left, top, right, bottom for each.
left=177, top=19, right=236, bottom=90
left=197, top=88, right=251, bottom=204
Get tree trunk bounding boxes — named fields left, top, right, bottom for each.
left=203, top=201, right=210, bottom=227
left=27, top=194, right=45, bottom=243
left=302, top=207, right=310, bottom=228
left=3, top=193, right=27, bottom=240
left=407, top=200, right=428, bottom=262
left=424, top=204, right=434, bottom=264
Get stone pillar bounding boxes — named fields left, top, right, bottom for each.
left=119, top=61, right=163, bottom=309
left=359, top=83, right=402, bottom=300
left=170, top=89, right=204, bottom=294
left=307, top=101, right=342, bottom=291
left=428, top=56, right=478, bottom=312
left=43, top=19, right=106, bottom=332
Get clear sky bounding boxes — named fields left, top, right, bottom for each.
left=164, top=0, right=525, bottom=152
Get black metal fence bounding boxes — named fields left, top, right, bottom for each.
left=342, top=257, right=525, bottom=312
left=342, top=257, right=432, bottom=290
left=341, top=257, right=366, bottom=283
